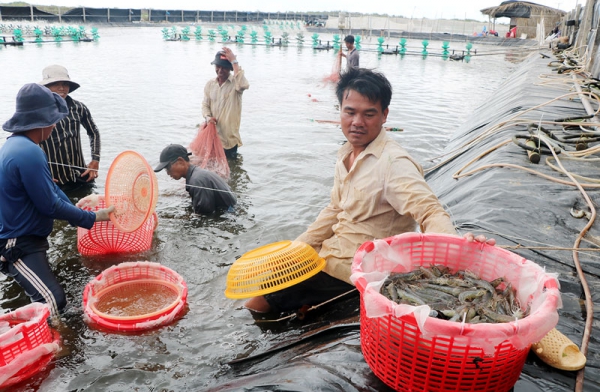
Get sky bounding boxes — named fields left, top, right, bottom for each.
left=24, top=0, right=583, bottom=21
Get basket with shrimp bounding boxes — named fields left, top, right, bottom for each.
left=351, top=232, right=561, bottom=392
left=0, top=303, right=60, bottom=389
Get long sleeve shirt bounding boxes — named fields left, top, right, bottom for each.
left=186, top=165, right=237, bottom=214
left=296, top=128, right=456, bottom=284
left=0, top=134, right=96, bottom=239
left=39, top=95, right=101, bottom=185
left=346, top=48, right=359, bottom=70
left=201, top=69, right=249, bottom=150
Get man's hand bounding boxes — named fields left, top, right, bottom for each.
left=463, top=232, right=496, bottom=246
left=82, top=160, right=99, bottom=182
left=95, top=205, right=115, bottom=222
left=205, top=116, right=217, bottom=125
left=76, top=194, right=102, bottom=209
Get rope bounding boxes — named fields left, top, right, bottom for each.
left=254, top=289, right=358, bottom=323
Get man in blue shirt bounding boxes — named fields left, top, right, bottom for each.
left=0, top=83, right=114, bottom=317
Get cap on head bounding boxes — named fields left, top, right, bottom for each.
left=39, top=64, right=80, bottom=92
left=154, top=144, right=192, bottom=172
left=2, top=83, right=69, bottom=133
left=210, top=51, right=233, bottom=71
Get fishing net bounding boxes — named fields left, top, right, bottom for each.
left=322, top=54, right=341, bottom=84
left=189, top=122, right=230, bottom=180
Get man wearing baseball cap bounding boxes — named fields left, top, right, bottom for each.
left=155, top=144, right=237, bottom=214
left=202, top=47, right=249, bottom=160
left=0, top=83, right=114, bottom=318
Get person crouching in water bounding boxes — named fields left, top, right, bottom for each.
left=154, top=144, right=237, bottom=214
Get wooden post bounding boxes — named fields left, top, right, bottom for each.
left=181, top=10, right=184, bottom=22
left=58, top=6, right=61, bottom=23
left=148, top=9, right=151, bottom=22
left=30, top=5, right=33, bottom=22
left=83, top=7, right=86, bottom=23
left=196, top=10, right=199, bottom=23
left=107, top=8, right=110, bottom=23
left=129, top=9, right=132, bottom=22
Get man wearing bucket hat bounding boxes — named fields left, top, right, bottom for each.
left=0, top=83, right=114, bottom=318
left=38, top=64, right=101, bottom=194
left=202, top=47, right=249, bottom=160
left=154, top=144, right=237, bottom=214
left=245, top=68, right=494, bottom=314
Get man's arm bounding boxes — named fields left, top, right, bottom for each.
left=385, top=157, right=456, bottom=235
left=79, top=102, right=101, bottom=180
left=295, top=202, right=341, bottom=250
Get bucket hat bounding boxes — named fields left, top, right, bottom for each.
left=210, top=51, right=233, bottom=71
left=154, top=144, right=192, bottom=172
left=2, top=83, right=69, bottom=133
left=39, top=64, right=80, bottom=93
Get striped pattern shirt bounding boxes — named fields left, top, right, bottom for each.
left=40, top=95, right=101, bottom=185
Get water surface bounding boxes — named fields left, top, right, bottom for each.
left=0, top=26, right=515, bottom=391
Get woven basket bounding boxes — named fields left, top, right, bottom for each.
left=225, top=240, right=326, bottom=299
left=105, top=150, right=158, bottom=233
left=83, top=261, right=187, bottom=332
left=77, top=198, right=157, bottom=256
left=0, top=303, right=59, bottom=388
left=351, top=233, right=561, bottom=392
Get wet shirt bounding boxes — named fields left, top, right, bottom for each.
left=186, top=165, right=237, bottom=214
left=202, top=69, right=250, bottom=150
left=0, top=135, right=96, bottom=239
left=296, top=128, right=456, bottom=284
left=39, top=95, right=101, bottom=185
left=347, top=49, right=359, bottom=69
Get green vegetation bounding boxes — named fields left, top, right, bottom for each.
left=0, top=2, right=73, bottom=14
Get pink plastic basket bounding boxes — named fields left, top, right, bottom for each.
left=83, top=261, right=188, bottom=332
left=351, top=233, right=561, bottom=392
left=77, top=198, right=157, bottom=256
left=0, top=303, right=60, bottom=388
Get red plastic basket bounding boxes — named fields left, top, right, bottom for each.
left=0, top=303, right=60, bottom=388
left=351, top=233, right=561, bottom=392
left=83, top=261, right=188, bottom=332
left=105, top=150, right=158, bottom=233
left=77, top=198, right=157, bottom=256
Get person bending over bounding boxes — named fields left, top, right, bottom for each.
left=154, top=144, right=237, bottom=214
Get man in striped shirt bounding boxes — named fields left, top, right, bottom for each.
left=39, top=65, right=101, bottom=194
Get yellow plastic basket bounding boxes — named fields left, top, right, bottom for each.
left=225, top=240, right=326, bottom=299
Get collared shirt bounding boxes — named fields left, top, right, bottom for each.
left=39, top=95, right=101, bottom=185
left=202, top=69, right=250, bottom=150
left=0, top=134, right=96, bottom=239
left=347, top=48, right=359, bottom=70
left=296, top=128, right=456, bottom=284
left=186, top=165, right=237, bottom=214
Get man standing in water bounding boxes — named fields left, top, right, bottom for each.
left=39, top=65, right=101, bottom=194
left=244, top=68, right=493, bottom=314
left=202, top=47, right=250, bottom=160
left=339, top=35, right=359, bottom=70
left=0, top=83, right=114, bottom=317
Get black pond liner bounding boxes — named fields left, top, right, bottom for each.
left=205, top=53, right=599, bottom=392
